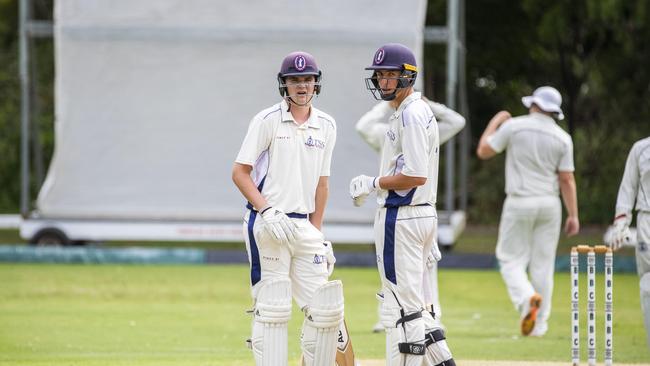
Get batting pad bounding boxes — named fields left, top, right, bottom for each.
left=301, top=280, right=345, bottom=366
left=422, top=311, right=454, bottom=365
left=250, top=278, right=292, bottom=366
left=381, top=292, right=425, bottom=366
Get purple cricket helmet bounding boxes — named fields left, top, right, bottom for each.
left=365, top=43, right=418, bottom=101
left=279, top=51, right=321, bottom=77
left=277, top=51, right=322, bottom=101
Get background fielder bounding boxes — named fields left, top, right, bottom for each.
left=477, top=86, right=580, bottom=337
left=232, top=51, right=344, bottom=366
left=608, top=136, right=650, bottom=349
left=356, top=97, right=466, bottom=332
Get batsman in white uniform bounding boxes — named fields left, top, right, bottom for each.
left=350, top=43, right=456, bottom=366
left=477, top=86, right=580, bottom=337
left=356, top=98, right=466, bottom=333
left=608, top=136, right=650, bottom=349
left=232, top=51, right=344, bottom=366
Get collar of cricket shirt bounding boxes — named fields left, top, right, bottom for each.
left=395, top=91, right=422, bottom=117
left=280, top=100, right=320, bottom=129
left=530, top=111, right=557, bottom=124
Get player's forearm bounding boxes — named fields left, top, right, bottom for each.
left=615, top=160, right=639, bottom=217
left=431, top=102, right=466, bottom=144
left=377, top=173, right=426, bottom=191
left=615, top=185, right=636, bottom=219
left=477, top=111, right=510, bottom=159
left=310, top=178, right=329, bottom=230
left=231, top=163, right=268, bottom=211
left=356, top=112, right=388, bottom=152
left=559, top=172, right=579, bottom=218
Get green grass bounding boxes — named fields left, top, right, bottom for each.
left=0, top=264, right=647, bottom=365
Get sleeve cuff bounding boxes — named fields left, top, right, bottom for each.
left=486, top=136, right=504, bottom=153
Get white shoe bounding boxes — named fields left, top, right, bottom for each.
left=372, top=321, right=384, bottom=333
left=529, top=322, right=548, bottom=337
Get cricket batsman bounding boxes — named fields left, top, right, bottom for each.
left=350, top=43, right=457, bottom=366
left=232, top=51, right=345, bottom=365
left=356, top=96, right=466, bottom=333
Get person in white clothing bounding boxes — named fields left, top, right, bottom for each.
left=356, top=98, right=466, bottom=333
left=232, top=51, right=345, bottom=366
left=476, top=85, right=580, bottom=337
left=608, top=136, right=650, bottom=349
left=350, top=43, right=456, bottom=366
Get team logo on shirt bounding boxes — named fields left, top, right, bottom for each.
left=313, top=254, right=325, bottom=264
left=305, top=136, right=326, bottom=149
left=295, top=55, right=307, bottom=71
left=374, top=48, right=385, bottom=64
left=386, top=129, right=396, bottom=142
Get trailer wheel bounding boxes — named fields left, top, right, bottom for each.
left=31, top=228, right=70, bottom=246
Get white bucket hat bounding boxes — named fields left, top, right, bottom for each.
left=521, top=86, right=564, bottom=120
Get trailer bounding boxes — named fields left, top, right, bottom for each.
left=20, top=0, right=468, bottom=248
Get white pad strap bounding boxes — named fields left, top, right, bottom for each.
left=301, top=280, right=345, bottom=366
left=250, top=278, right=292, bottom=366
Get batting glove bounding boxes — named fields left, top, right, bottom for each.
left=349, top=175, right=379, bottom=207
left=426, top=245, right=442, bottom=267
left=323, top=241, right=336, bottom=276
left=610, top=214, right=631, bottom=251
left=260, top=207, right=297, bottom=245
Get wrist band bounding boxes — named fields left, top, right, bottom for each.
left=260, top=206, right=272, bottom=215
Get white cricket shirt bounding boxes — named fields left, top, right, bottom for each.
left=355, top=99, right=465, bottom=152
left=488, top=112, right=574, bottom=197
left=375, top=92, right=439, bottom=207
left=235, top=100, right=336, bottom=214
left=616, top=136, right=650, bottom=216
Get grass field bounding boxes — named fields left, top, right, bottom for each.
left=0, top=264, right=648, bottom=365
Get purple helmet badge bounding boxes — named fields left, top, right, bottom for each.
left=374, top=48, right=385, bottom=65
left=294, top=55, right=306, bottom=71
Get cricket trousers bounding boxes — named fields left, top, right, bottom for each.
left=496, top=195, right=561, bottom=328
left=242, top=210, right=329, bottom=309
left=375, top=204, right=438, bottom=365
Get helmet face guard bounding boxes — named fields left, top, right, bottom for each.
left=277, top=52, right=322, bottom=106
left=364, top=44, right=418, bottom=101
left=277, top=71, right=322, bottom=106
left=365, top=69, right=417, bottom=101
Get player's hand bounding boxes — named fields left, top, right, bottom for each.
left=349, top=175, right=378, bottom=207
left=564, top=216, right=580, bottom=237
left=427, top=244, right=442, bottom=265
left=610, top=215, right=631, bottom=251
left=493, top=110, right=512, bottom=128
left=323, top=241, right=336, bottom=276
left=260, top=207, right=297, bottom=245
